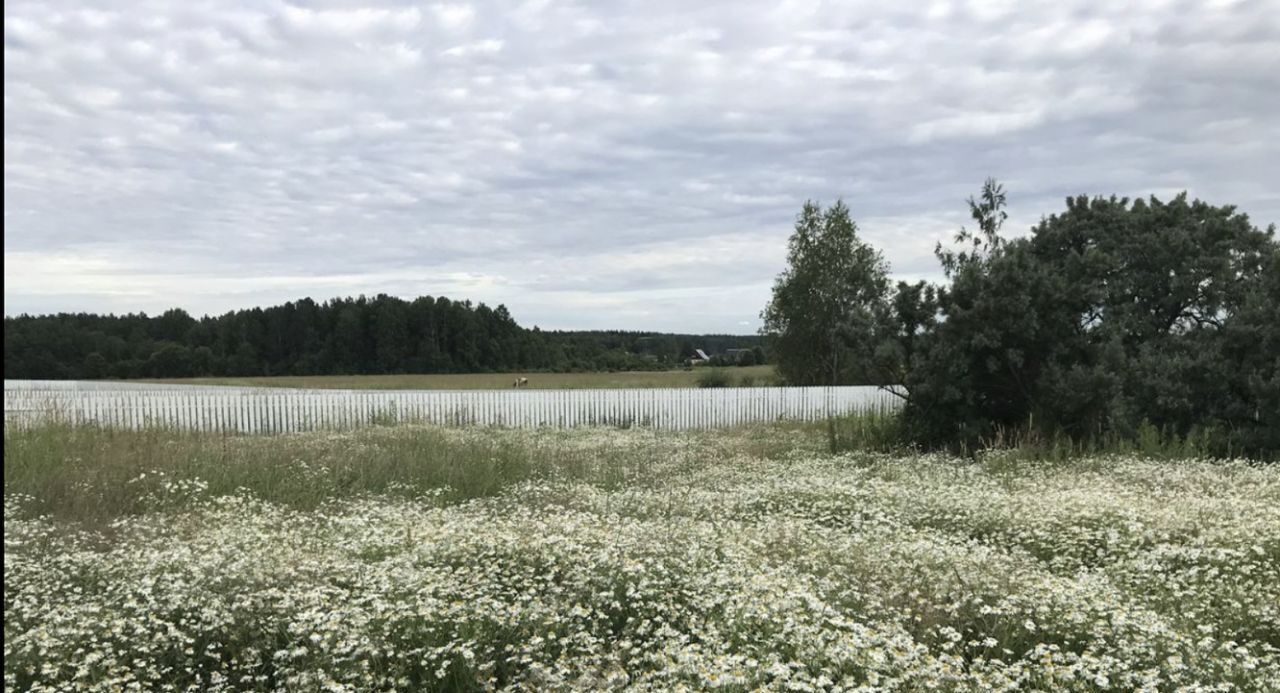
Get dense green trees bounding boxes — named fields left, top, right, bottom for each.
left=765, top=186, right=1279, bottom=456
left=902, top=193, right=1277, bottom=455
left=5, top=296, right=767, bottom=380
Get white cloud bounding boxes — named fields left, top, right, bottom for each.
left=432, top=3, right=476, bottom=30
left=442, top=38, right=503, bottom=58
left=4, top=0, right=1278, bottom=332
left=279, top=4, right=423, bottom=36
left=909, top=109, right=1047, bottom=143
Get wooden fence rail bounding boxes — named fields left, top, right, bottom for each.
left=4, top=381, right=902, bottom=434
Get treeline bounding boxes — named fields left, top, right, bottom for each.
left=4, top=295, right=765, bottom=380
left=763, top=183, right=1279, bottom=457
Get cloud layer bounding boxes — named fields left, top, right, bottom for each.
left=6, top=0, right=1278, bottom=331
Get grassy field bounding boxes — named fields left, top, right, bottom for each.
left=5, top=422, right=1278, bottom=690
left=136, top=365, right=778, bottom=390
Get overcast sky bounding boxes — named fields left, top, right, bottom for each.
left=5, top=0, right=1278, bottom=332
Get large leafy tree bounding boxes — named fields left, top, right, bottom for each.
left=905, top=190, right=1278, bottom=455
left=762, top=200, right=890, bottom=385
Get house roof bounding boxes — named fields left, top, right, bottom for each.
left=694, top=349, right=710, bottom=360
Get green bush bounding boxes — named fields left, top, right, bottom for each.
left=696, top=369, right=731, bottom=388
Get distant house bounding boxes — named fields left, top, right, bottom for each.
left=689, top=348, right=711, bottom=365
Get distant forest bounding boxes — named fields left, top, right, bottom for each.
left=4, top=295, right=766, bottom=380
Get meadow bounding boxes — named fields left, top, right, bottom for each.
left=5, top=422, right=1278, bottom=691
left=136, top=365, right=778, bottom=390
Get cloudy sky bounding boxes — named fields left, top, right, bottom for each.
left=5, top=0, right=1278, bottom=332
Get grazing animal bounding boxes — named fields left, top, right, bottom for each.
left=513, top=377, right=529, bottom=388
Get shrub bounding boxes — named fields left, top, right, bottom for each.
left=696, top=369, right=732, bottom=388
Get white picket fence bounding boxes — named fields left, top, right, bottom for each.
left=3, top=380, right=902, bottom=434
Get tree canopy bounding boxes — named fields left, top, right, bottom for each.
left=4, top=296, right=766, bottom=380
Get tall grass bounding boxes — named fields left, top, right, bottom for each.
left=826, top=410, right=1253, bottom=461
left=3, top=421, right=819, bottom=525
left=826, top=406, right=910, bottom=454
left=972, top=419, right=1244, bottom=464
left=8, top=411, right=1250, bottom=527
left=3, top=423, right=669, bottom=524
